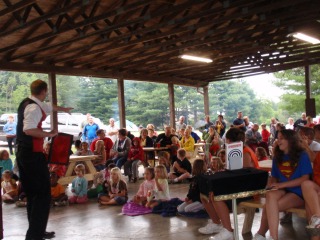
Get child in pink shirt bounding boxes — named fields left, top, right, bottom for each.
left=133, top=167, right=156, bottom=206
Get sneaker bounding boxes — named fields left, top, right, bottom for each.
left=280, top=212, right=292, bottom=224
left=209, top=228, right=233, bottom=240
left=198, top=219, right=223, bottom=234
left=306, top=215, right=320, bottom=235
left=253, top=233, right=266, bottom=240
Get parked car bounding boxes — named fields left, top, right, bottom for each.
left=42, top=113, right=107, bottom=141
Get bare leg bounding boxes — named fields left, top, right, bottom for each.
left=302, top=180, right=320, bottom=218
left=200, top=195, right=221, bottom=224
left=100, top=198, right=117, bottom=205
left=302, top=180, right=320, bottom=240
left=256, top=205, right=269, bottom=237
left=266, top=190, right=304, bottom=239
left=211, top=201, right=232, bottom=232
left=177, top=172, right=191, bottom=181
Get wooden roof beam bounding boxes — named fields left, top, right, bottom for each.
left=9, top=0, right=213, bottom=62
left=51, top=2, right=317, bottom=67
left=0, top=60, right=206, bottom=87
left=0, top=0, right=36, bottom=17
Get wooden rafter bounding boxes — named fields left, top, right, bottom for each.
left=0, top=0, right=320, bottom=84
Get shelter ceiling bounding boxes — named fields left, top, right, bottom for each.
left=0, top=0, right=320, bottom=87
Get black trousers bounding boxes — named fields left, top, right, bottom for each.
left=6, top=136, right=16, bottom=155
left=16, top=147, right=51, bottom=240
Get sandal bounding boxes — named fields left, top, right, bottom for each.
left=306, top=215, right=320, bottom=235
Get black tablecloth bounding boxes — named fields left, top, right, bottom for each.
left=199, top=168, right=268, bottom=197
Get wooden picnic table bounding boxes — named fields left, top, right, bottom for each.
left=143, top=147, right=169, bottom=166
left=58, top=155, right=98, bottom=185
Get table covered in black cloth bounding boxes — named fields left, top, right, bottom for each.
left=199, top=168, right=268, bottom=239
left=199, top=168, right=268, bottom=201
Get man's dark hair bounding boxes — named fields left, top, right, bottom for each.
left=118, top=128, right=127, bottom=136
left=30, top=79, right=48, bottom=95
left=96, top=129, right=105, bottom=135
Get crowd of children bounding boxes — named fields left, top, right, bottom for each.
left=4, top=118, right=320, bottom=240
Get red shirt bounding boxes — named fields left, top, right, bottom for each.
left=90, top=137, right=113, bottom=160
left=261, top=129, right=270, bottom=143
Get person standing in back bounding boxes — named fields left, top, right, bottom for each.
left=82, top=116, right=99, bottom=145
left=3, top=115, right=17, bottom=155
left=16, top=79, right=72, bottom=240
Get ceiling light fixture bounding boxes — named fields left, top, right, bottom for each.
left=180, top=54, right=213, bottom=63
left=292, top=32, right=320, bottom=44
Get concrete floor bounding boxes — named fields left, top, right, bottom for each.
left=2, top=177, right=311, bottom=240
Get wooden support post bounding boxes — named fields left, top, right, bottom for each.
left=117, top=78, right=126, bottom=128
left=168, top=83, right=176, bottom=129
left=48, top=72, right=58, bottom=131
left=305, top=65, right=316, bottom=117
left=203, top=85, right=209, bottom=116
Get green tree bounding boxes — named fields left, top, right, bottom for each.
left=77, top=77, right=118, bottom=123
left=208, top=80, right=261, bottom=125
left=273, top=65, right=320, bottom=116
left=125, top=81, right=169, bottom=129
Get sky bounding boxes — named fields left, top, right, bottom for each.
left=243, top=73, right=284, bottom=102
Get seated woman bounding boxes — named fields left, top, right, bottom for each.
left=146, top=124, right=158, bottom=137
left=306, top=116, right=316, bottom=128
left=254, top=129, right=312, bottom=240
left=205, top=126, right=222, bottom=156
left=255, top=147, right=269, bottom=161
left=198, top=128, right=259, bottom=239
left=180, top=129, right=195, bottom=158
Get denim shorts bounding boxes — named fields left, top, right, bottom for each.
left=114, top=196, right=127, bottom=205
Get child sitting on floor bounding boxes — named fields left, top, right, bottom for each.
left=146, top=164, right=170, bottom=208
left=133, top=167, right=156, bottom=206
left=177, top=159, right=206, bottom=213
left=50, top=172, right=68, bottom=206
left=0, top=150, right=13, bottom=177
left=98, top=167, right=128, bottom=205
left=69, top=164, right=88, bottom=204
left=1, top=170, right=18, bottom=203
left=15, top=183, right=27, bottom=207
left=168, top=148, right=192, bottom=183
left=92, top=162, right=116, bottom=189
left=210, top=156, right=225, bottom=172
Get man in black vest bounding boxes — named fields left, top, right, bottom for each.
left=16, top=79, right=72, bottom=240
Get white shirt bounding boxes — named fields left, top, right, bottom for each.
left=285, top=124, right=294, bottom=130
left=105, top=124, right=118, bottom=143
left=310, top=141, right=320, bottom=152
left=23, top=96, right=52, bottom=131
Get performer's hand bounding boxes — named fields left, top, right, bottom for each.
left=48, top=129, right=58, bottom=137
left=64, top=107, right=74, bottom=114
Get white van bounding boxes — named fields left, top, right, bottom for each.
left=42, top=113, right=106, bottom=141
left=42, top=113, right=85, bottom=140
